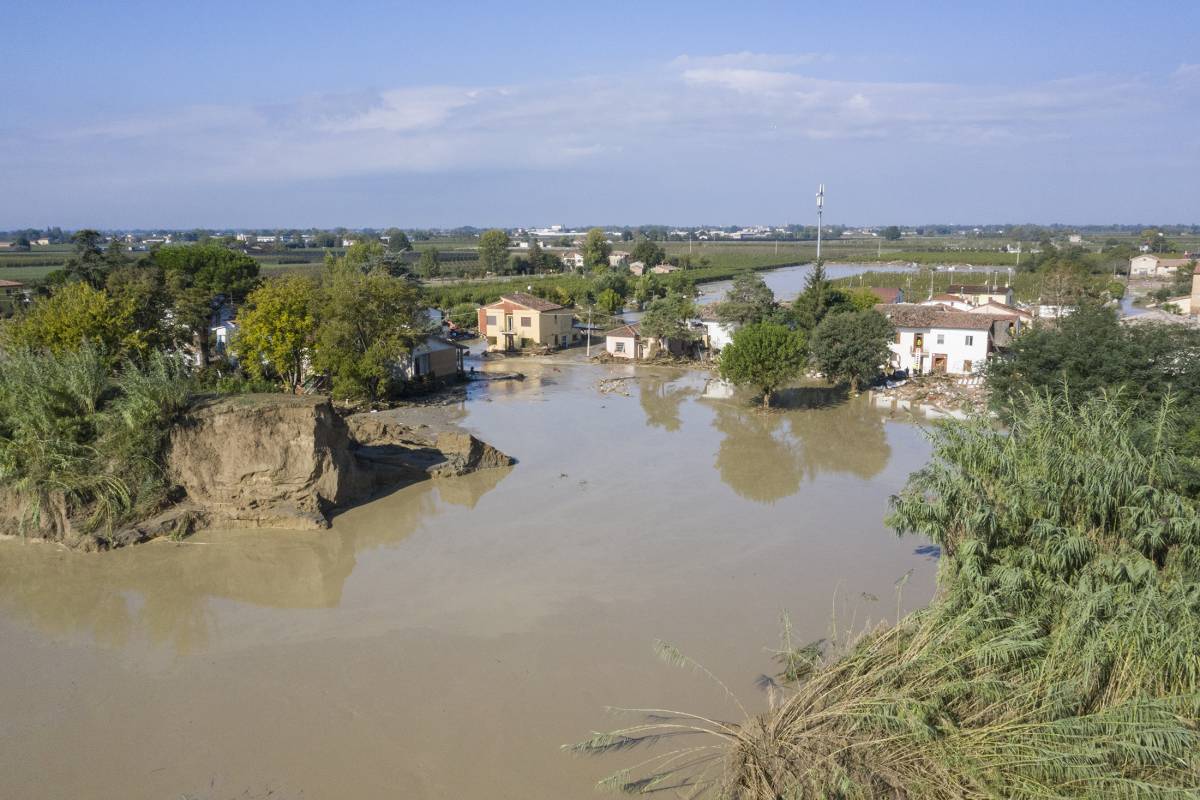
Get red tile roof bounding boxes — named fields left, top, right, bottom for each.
left=879, top=304, right=1002, bottom=331
left=604, top=323, right=641, bottom=338
left=867, top=287, right=902, bottom=303
left=484, top=292, right=566, bottom=312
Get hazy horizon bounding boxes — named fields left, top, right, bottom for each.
left=4, top=1, right=1198, bottom=229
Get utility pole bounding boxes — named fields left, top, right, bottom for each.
left=586, top=305, right=593, bottom=357
left=815, top=183, right=825, bottom=262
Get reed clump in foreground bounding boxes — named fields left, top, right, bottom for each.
left=0, top=345, right=194, bottom=544
left=568, top=392, right=1200, bottom=798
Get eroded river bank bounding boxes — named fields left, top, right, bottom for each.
left=0, top=357, right=939, bottom=799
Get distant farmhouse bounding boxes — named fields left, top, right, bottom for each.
left=1129, top=254, right=1195, bottom=278
left=879, top=304, right=1023, bottom=376
left=945, top=284, right=1014, bottom=307
left=477, top=293, right=577, bottom=352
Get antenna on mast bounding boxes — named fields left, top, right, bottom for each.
left=815, top=183, right=825, bottom=262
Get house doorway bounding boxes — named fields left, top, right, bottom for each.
left=932, top=355, right=948, bottom=374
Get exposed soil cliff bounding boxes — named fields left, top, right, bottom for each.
left=1, top=394, right=513, bottom=549
left=165, top=394, right=513, bottom=532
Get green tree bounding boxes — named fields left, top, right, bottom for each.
left=792, top=262, right=845, bottom=332
left=417, top=247, right=441, bottom=278
left=527, top=241, right=557, bottom=273
left=447, top=302, right=478, bottom=329
left=478, top=229, right=511, bottom=273
left=882, top=226, right=902, bottom=241
left=384, top=228, right=412, bottom=252
left=340, top=240, right=387, bottom=272
left=639, top=292, right=697, bottom=349
left=630, top=239, right=666, bottom=267
left=4, top=282, right=141, bottom=358
left=595, top=288, right=623, bottom=316
left=63, top=229, right=108, bottom=287
left=582, top=227, right=612, bottom=270
left=715, top=272, right=775, bottom=325
left=153, top=243, right=260, bottom=301
left=105, top=264, right=169, bottom=351
left=234, top=276, right=318, bottom=392
left=718, top=322, right=808, bottom=408
left=592, top=269, right=629, bottom=301
left=633, top=273, right=665, bottom=307
left=103, top=238, right=129, bottom=270
left=838, top=287, right=883, bottom=311
left=809, top=309, right=894, bottom=392
left=314, top=260, right=425, bottom=402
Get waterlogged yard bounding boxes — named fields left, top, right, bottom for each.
left=0, top=358, right=938, bottom=799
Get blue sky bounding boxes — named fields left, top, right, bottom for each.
left=3, top=0, right=1198, bottom=228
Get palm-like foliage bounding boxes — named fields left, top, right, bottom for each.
left=569, top=393, right=1200, bottom=797
left=0, top=345, right=194, bottom=540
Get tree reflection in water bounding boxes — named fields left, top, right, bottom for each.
left=712, top=392, right=891, bottom=503
left=0, top=468, right=510, bottom=653
left=638, top=375, right=692, bottom=432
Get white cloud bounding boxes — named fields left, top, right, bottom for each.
left=0, top=53, right=1168, bottom=192
left=670, top=52, right=831, bottom=70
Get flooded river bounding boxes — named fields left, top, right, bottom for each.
left=0, top=359, right=938, bottom=799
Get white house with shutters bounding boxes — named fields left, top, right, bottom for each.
left=879, top=304, right=1013, bottom=376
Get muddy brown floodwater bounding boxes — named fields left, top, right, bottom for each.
left=0, top=358, right=939, bottom=800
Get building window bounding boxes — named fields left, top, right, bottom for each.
left=521, top=316, right=531, bottom=327
left=965, top=335, right=974, bottom=346
left=894, top=332, right=901, bottom=343
left=486, top=315, right=497, bottom=326
left=615, top=341, right=625, bottom=353
left=963, top=359, right=973, bottom=372
left=936, top=334, right=945, bottom=345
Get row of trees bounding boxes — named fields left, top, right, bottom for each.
left=621, top=266, right=895, bottom=407
left=236, top=246, right=427, bottom=401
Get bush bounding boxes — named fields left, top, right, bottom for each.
left=0, top=345, right=194, bottom=539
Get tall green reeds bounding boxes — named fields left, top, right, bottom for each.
left=0, top=345, right=193, bottom=539
left=569, top=393, right=1200, bottom=797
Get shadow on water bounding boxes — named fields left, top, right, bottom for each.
left=0, top=468, right=511, bottom=652
left=914, top=544, right=942, bottom=559
left=771, top=384, right=851, bottom=410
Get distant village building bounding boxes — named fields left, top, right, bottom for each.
left=33, top=237, right=50, bottom=246
left=879, top=304, right=1021, bottom=376
left=477, top=293, right=577, bottom=352
left=694, top=305, right=739, bottom=351
left=608, top=251, right=630, bottom=268
left=968, top=300, right=1034, bottom=325
left=0, top=279, right=25, bottom=297
left=604, top=323, right=645, bottom=359
left=393, top=337, right=467, bottom=382
left=602, top=321, right=697, bottom=359
left=946, top=284, right=1014, bottom=306
left=650, top=263, right=679, bottom=274
left=560, top=251, right=585, bottom=270
left=920, top=294, right=974, bottom=311
left=628, top=261, right=646, bottom=276
left=1129, top=254, right=1194, bottom=278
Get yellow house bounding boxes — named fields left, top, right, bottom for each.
left=477, top=292, right=577, bottom=352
